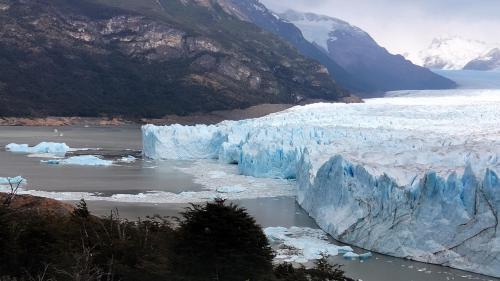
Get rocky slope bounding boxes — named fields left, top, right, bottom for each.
left=278, top=10, right=456, bottom=94
left=464, top=48, right=500, bottom=71
left=0, top=0, right=348, bottom=118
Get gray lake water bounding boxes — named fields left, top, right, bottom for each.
left=0, top=126, right=498, bottom=281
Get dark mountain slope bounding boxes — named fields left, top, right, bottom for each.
left=0, top=0, right=348, bottom=118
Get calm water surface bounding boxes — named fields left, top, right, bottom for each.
left=0, top=126, right=497, bottom=281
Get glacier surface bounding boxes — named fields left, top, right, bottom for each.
left=142, top=89, right=500, bottom=277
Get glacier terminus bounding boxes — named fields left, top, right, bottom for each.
left=142, top=89, right=500, bottom=277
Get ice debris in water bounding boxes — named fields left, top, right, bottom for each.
left=0, top=176, right=26, bottom=185
left=216, top=185, right=247, bottom=193
left=264, top=226, right=353, bottom=263
left=6, top=142, right=70, bottom=156
left=42, top=155, right=113, bottom=166
left=118, top=155, right=137, bottom=163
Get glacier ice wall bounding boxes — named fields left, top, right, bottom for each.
left=142, top=90, right=500, bottom=277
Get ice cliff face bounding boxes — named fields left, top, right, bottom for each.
left=142, top=90, right=500, bottom=277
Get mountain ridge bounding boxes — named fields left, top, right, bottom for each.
left=0, top=0, right=349, bottom=118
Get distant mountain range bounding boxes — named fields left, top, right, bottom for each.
left=277, top=10, right=455, bottom=95
left=219, top=1, right=455, bottom=96
left=411, top=37, right=500, bottom=71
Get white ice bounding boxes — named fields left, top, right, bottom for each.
left=6, top=142, right=70, bottom=156
left=216, top=185, right=247, bottom=193
left=42, top=155, right=113, bottom=166
left=264, top=226, right=353, bottom=263
left=142, top=89, right=500, bottom=277
left=0, top=176, right=26, bottom=185
left=118, top=155, right=137, bottom=163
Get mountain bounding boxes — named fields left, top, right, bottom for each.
left=464, top=48, right=500, bottom=71
left=0, top=0, right=349, bottom=118
left=205, top=1, right=454, bottom=95
left=416, top=37, right=493, bottom=70
left=277, top=10, right=456, bottom=94
left=212, top=0, right=363, bottom=93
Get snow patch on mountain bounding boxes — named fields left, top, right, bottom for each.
left=142, top=89, right=500, bottom=277
left=278, top=10, right=365, bottom=52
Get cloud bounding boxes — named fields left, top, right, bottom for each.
left=260, top=0, right=500, bottom=56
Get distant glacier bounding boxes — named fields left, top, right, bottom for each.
left=142, top=89, right=500, bottom=277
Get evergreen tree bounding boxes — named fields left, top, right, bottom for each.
left=172, top=199, right=274, bottom=281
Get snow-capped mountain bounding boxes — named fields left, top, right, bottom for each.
left=415, top=37, right=493, bottom=70
left=464, top=48, right=500, bottom=71
left=279, top=9, right=455, bottom=93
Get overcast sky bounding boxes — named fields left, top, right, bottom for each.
left=260, top=0, right=500, bottom=57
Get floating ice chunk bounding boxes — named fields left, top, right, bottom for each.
left=118, top=155, right=137, bottom=163
left=343, top=252, right=360, bottom=260
left=0, top=176, right=26, bottom=185
left=358, top=252, right=373, bottom=260
left=216, top=185, right=247, bottom=193
left=6, top=142, right=70, bottom=156
left=264, top=226, right=353, bottom=263
left=42, top=155, right=113, bottom=166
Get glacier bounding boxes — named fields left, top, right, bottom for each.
left=142, top=89, right=500, bottom=277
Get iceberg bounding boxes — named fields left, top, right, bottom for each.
left=264, top=226, right=353, bottom=263
left=118, top=155, right=137, bottom=163
left=0, top=176, right=26, bottom=185
left=342, top=252, right=359, bottom=260
left=6, top=142, right=70, bottom=156
left=42, top=155, right=113, bottom=166
left=142, top=89, right=500, bottom=277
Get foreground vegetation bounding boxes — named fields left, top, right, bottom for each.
left=0, top=198, right=353, bottom=281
